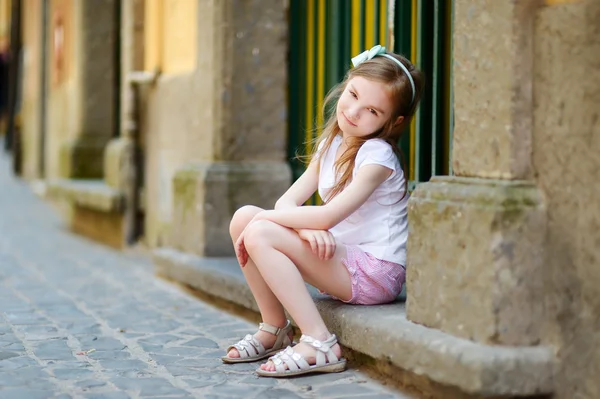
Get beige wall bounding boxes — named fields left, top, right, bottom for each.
left=20, top=0, right=42, bottom=179
left=533, top=1, right=600, bottom=398
left=45, top=0, right=77, bottom=179
left=142, top=0, right=289, bottom=248
left=141, top=0, right=201, bottom=245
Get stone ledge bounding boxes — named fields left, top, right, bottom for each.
left=46, top=179, right=124, bottom=213
left=153, top=247, right=555, bottom=397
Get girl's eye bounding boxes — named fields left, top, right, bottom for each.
left=350, top=91, right=357, bottom=99
left=369, top=109, right=378, bottom=116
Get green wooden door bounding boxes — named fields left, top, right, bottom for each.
left=288, top=0, right=454, bottom=193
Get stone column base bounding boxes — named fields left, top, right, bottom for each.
left=59, top=136, right=111, bottom=178
left=407, top=176, right=547, bottom=346
left=104, top=136, right=134, bottom=190
left=171, top=161, right=292, bottom=257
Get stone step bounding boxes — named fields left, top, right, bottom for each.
left=46, top=179, right=124, bottom=213
left=153, top=247, right=555, bottom=398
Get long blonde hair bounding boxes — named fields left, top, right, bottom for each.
left=307, top=52, right=425, bottom=202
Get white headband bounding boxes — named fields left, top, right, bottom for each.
left=351, top=45, right=416, bottom=104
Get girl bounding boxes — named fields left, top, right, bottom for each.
left=221, top=45, right=424, bottom=377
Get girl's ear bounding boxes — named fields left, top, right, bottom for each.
left=394, top=116, right=405, bottom=126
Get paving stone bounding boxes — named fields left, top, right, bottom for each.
left=0, top=151, right=415, bottom=399
left=33, top=339, right=75, bottom=361
left=78, top=337, right=126, bottom=351
left=0, top=351, right=19, bottom=361
left=0, top=355, right=38, bottom=370
left=111, top=377, right=188, bottom=396
left=138, top=342, right=163, bottom=353
left=181, top=374, right=228, bottom=388
left=0, top=389, right=54, bottom=399
left=152, top=346, right=204, bottom=357
left=261, top=389, right=305, bottom=399
left=137, top=334, right=181, bottom=346
left=17, top=325, right=61, bottom=340
left=314, top=384, right=377, bottom=397
left=178, top=329, right=206, bottom=336
left=171, top=357, right=222, bottom=368
left=86, top=350, right=131, bottom=360
left=52, top=367, right=96, bottom=380
left=67, top=322, right=103, bottom=336
left=8, top=365, right=51, bottom=379
left=181, top=337, right=219, bottom=348
left=75, top=379, right=107, bottom=389
left=237, top=375, right=279, bottom=387
left=287, top=371, right=352, bottom=386
left=4, top=311, right=48, bottom=325
left=163, top=365, right=200, bottom=377
left=0, top=342, right=25, bottom=351
left=83, top=393, right=131, bottom=399
left=98, top=359, right=150, bottom=371
left=209, top=383, right=267, bottom=397
left=135, top=318, right=183, bottom=334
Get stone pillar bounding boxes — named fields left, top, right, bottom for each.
left=406, top=0, right=548, bottom=346
left=59, top=1, right=116, bottom=178
left=169, top=0, right=291, bottom=256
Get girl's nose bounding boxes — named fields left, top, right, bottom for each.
left=347, top=106, right=360, bottom=121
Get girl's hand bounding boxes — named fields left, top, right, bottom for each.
left=235, top=230, right=249, bottom=267
left=296, top=229, right=337, bottom=260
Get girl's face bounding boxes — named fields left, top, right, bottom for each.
left=336, top=76, right=395, bottom=139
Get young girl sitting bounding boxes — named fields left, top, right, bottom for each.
left=221, top=45, right=424, bottom=377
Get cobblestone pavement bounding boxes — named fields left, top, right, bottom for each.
left=0, top=152, right=413, bottom=398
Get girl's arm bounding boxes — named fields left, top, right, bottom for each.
left=274, top=160, right=319, bottom=210
left=257, top=164, right=392, bottom=230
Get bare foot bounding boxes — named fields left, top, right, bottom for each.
left=259, top=340, right=342, bottom=371
left=227, top=329, right=293, bottom=359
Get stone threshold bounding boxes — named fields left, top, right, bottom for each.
left=46, top=179, right=124, bottom=213
left=153, top=247, right=555, bottom=397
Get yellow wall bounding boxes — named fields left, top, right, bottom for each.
left=144, top=0, right=197, bottom=74
left=0, top=0, right=10, bottom=47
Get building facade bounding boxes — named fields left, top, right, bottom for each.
left=11, top=0, right=600, bottom=398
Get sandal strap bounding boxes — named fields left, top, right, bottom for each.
left=259, top=320, right=289, bottom=336
left=227, top=334, right=265, bottom=359
left=270, top=346, right=310, bottom=373
left=300, top=334, right=339, bottom=366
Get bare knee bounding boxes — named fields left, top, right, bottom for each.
left=244, top=220, right=279, bottom=254
left=229, top=205, right=264, bottom=240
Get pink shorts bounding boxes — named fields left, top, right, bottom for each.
left=325, top=245, right=406, bottom=305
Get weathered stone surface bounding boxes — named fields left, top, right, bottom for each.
left=452, top=0, right=537, bottom=179
left=59, top=137, right=111, bottom=180
left=103, top=137, right=134, bottom=191
left=532, top=2, right=600, bottom=399
left=154, top=246, right=555, bottom=397
left=144, top=0, right=290, bottom=249
left=46, top=179, right=124, bottom=213
left=407, top=176, right=547, bottom=346
left=170, top=161, right=291, bottom=256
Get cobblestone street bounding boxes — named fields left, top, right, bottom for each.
left=0, top=151, right=411, bottom=399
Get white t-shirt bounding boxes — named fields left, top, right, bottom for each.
left=318, top=135, right=409, bottom=265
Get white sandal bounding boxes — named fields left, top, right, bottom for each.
left=255, top=333, right=347, bottom=377
left=221, top=320, right=293, bottom=364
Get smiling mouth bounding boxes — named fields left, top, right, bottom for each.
left=342, top=112, right=357, bottom=127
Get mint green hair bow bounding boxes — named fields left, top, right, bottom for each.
left=351, top=44, right=416, bottom=104
left=351, top=44, right=387, bottom=67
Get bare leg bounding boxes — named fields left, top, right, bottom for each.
left=243, top=220, right=353, bottom=371
left=226, top=206, right=292, bottom=358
